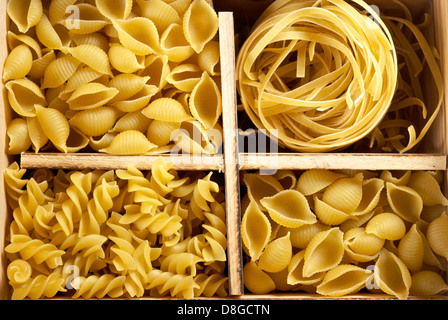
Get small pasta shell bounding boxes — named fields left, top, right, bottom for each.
left=380, top=170, right=411, bottom=186
left=67, top=83, right=119, bottom=110
left=287, top=250, right=324, bottom=286
left=258, top=232, right=292, bottom=273
left=61, top=4, right=109, bottom=35
left=189, top=72, right=222, bottom=129
left=108, top=74, right=150, bottom=103
left=243, top=261, right=275, bottom=295
left=111, top=111, right=152, bottom=133
left=142, top=97, right=192, bottom=122
left=198, top=40, right=220, bottom=75
left=66, top=127, right=90, bottom=153
left=374, top=249, right=411, bottom=300
left=111, top=85, right=158, bottom=113
left=69, top=32, right=109, bottom=53
left=89, top=132, right=117, bottom=151
left=407, top=171, right=448, bottom=206
left=7, top=0, right=42, bottom=33
left=138, top=54, right=170, bottom=91
left=171, top=120, right=216, bottom=154
left=5, top=78, right=47, bottom=117
left=296, top=169, right=346, bottom=196
left=28, top=50, right=57, bottom=80
left=109, top=43, right=145, bottom=74
left=166, top=63, right=203, bottom=92
left=96, top=0, right=133, bottom=20
left=386, top=182, right=423, bottom=223
left=303, top=228, right=344, bottom=277
left=397, top=224, right=424, bottom=273
left=183, top=0, right=219, bottom=53
left=41, top=55, right=81, bottom=89
left=243, top=173, right=284, bottom=210
left=146, top=120, right=180, bottom=147
left=112, top=17, right=160, bottom=55
left=35, top=13, right=64, bottom=50
left=343, top=227, right=384, bottom=262
left=352, top=178, right=384, bottom=216
left=69, top=107, right=121, bottom=136
left=260, top=190, right=316, bottom=228
left=314, top=195, right=352, bottom=226
left=365, top=212, right=406, bottom=240
left=60, top=66, right=104, bottom=99
left=426, top=213, right=448, bottom=260
left=160, top=23, right=194, bottom=62
left=100, top=130, right=157, bottom=155
left=66, top=44, right=112, bottom=76
left=27, top=117, right=48, bottom=153
left=316, top=264, right=373, bottom=297
left=241, top=201, right=272, bottom=261
left=322, top=173, right=363, bottom=213
left=410, top=271, right=448, bottom=296
left=7, top=118, right=32, bottom=155
left=288, top=223, right=330, bottom=249
left=35, top=106, right=70, bottom=153
left=3, top=44, right=33, bottom=82
left=140, top=0, right=181, bottom=33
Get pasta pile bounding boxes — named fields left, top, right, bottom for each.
left=236, top=0, right=443, bottom=153
left=241, top=169, right=448, bottom=299
left=4, top=157, right=228, bottom=299
left=4, top=0, right=222, bottom=155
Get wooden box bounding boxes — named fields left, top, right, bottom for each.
left=1, top=0, right=448, bottom=300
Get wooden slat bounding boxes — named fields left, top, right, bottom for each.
left=219, top=12, right=244, bottom=296
left=239, top=153, right=447, bottom=171
left=20, top=153, right=224, bottom=171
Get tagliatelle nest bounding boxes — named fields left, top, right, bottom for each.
left=236, top=0, right=443, bottom=153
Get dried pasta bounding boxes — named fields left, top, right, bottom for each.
left=236, top=0, right=443, bottom=153
left=4, top=158, right=228, bottom=299
left=241, top=169, right=448, bottom=299
left=3, top=0, right=222, bottom=155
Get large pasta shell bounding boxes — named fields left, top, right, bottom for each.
left=3, top=44, right=32, bottom=81
left=109, top=43, right=145, bottom=74
left=111, top=111, right=151, bottom=134
left=35, top=13, right=65, bottom=50
left=189, top=72, right=222, bottom=130
left=60, top=66, right=104, bottom=99
left=258, top=232, right=292, bottom=273
left=198, top=40, right=220, bottom=76
left=7, top=118, right=32, bottom=155
left=146, top=120, right=180, bottom=147
left=41, top=55, right=81, bottom=89
left=138, top=54, right=170, bottom=91
left=426, top=213, right=448, bottom=260
left=7, top=0, right=42, bottom=33
left=66, top=44, right=112, bottom=76
left=111, top=85, right=158, bottom=113
left=100, top=130, right=157, bottom=155
left=374, top=249, right=411, bottom=300
left=35, top=106, right=70, bottom=153
left=386, top=182, right=423, bottom=223
left=343, top=227, right=384, bottom=262
left=243, top=173, right=284, bottom=210
left=288, top=223, right=330, bottom=249
left=5, top=78, right=47, bottom=117
left=69, top=32, right=109, bottom=53
left=27, top=117, right=49, bottom=153
left=67, top=83, right=119, bottom=110
left=96, top=0, right=133, bottom=20
left=303, top=228, right=344, bottom=277
left=108, top=74, right=150, bottom=103
left=296, top=169, right=346, bottom=196
left=166, top=64, right=203, bottom=92
left=380, top=170, right=411, bottom=186
left=112, top=17, right=160, bottom=55
left=287, top=250, right=325, bottom=285
left=352, top=178, right=384, bottom=216
left=241, top=201, right=272, bottom=261
left=365, top=212, right=406, bottom=240
left=316, top=264, right=372, bottom=297
left=243, top=261, right=275, bottom=294
left=410, top=271, right=448, bottom=296
left=260, top=190, right=316, bottom=228
left=160, top=23, right=194, bottom=63
left=142, top=97, right=192, bottom=122
left=322, top=173, right=363, bottom=213
left=407, top=171, right=448, bottom=206
left=28, top=50, right=57, bottom=80
left=69, top=107, right=121, bottom=136
left=183, top=0, right=219, bottom=53
left=314, top=195, right=352, bottom=226
left=140, top=0, right=181, bottom=33
left=397, top=224, right=424, bottom=273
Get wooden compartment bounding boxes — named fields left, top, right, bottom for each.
left=1, top=0, right=448, bottom=300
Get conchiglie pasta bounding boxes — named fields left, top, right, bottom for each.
left=407, top=171, right=448, bottom=206
left=287, top=250, right=325, bottom=285
left=260, top=189, right=316, bottom=228
left=313, top=195, right=352, bottom=226
left=365, top=212, right=406, bottom=240
left=296, top=170, right=346, bottom=196
left=7, top=118, right=32, bottom=155
left=69, top=107, right=121, bottom=136
left=27, top=117, right=49, bottom=153
left=410, top=271, right=448, bottom=296
left=258, top=233, right=292, bottom=273
left=6, top=78, right=47, bottom=117
left=189, top=72, right=222, bottom=130
left=146, top=120, right=180, bottom=147
left=140, top=0, right=182, bottom=33
left=166, top=64, right=203, bottom=92
left=67, top=83, right=119, bottom=110
left=198, top=41, right=221, bottom=76
left=96, top=0, right=133, bottom=20
left=397, top=224, right=424, bottom=273
left=41, top=55, right=81, bottom=89
left=386, top=182, right=423, bottom=223
left=142, top=97, right=192, bottom=122
left=3, top=44, right=33, bottom=82
left=426, top=213, right=448, bottom=260
left=111, top=111, right=152, bottom=134
left=7, top=0, right=43, bottom=33
left=66, top=44, right=112, bottom=76
left=288, top=223, right=330, bottom=249
left=322, top=173, right=363, bottom=213
left=183, top=0, right=219, bottom=53
left=316, top=264, right=372, bottom=297
left=35, top=106, right=70, bottom=153
left=243, top=173, right=283, bottom=210
left=100, top=130, right=157, bottom=155
left=343, top=227, right=384, bottom=262
left=160, top=23, right=195, bottom=63
left=243, top=261, right=276, bottom=295
left=108, top=43, right=145, bottom=74
left=61, top=4, right=109, bottom=35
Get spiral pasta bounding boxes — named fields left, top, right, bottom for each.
left=3, top=0, right=222, bottom=155
left=241, top=169, right=448, bottom=299
left=4, top=158, right=228, bottom=299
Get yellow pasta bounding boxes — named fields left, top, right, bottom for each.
left=407, top=171, right=448, bottom=206
left=386, top=182, right=423, bottom=223
left=66, top=82, right=119, bottom=110
left=5, top=78, right=47, bottom=117
left=166, top=63, right=203, bottom=92
left=6, top=118, right=32, bottom=155
left=35, top=105, right=70, bottom=153
left=96, top=0, right=133, bottom=20
left=316, top=264, right=372, bottom=297
left=160, top=23, right=195, bottom=63
left=2, top=44, right=33, bottom=82
left=7, top=0, right=43, bottom=33
left=343, top=227, right=384, bottom=263
left=41, top=55, right=81, bottom=89
left=243, top=261, right=276, bottom=295
left=66, top=44, right=112, bottom=76
left=108, top=43, right=145, bottom=74
left=322, top=173, right=363, bottom=213
left=426, top=213, right=448, bottom=260
left=365, top=212, right=406, bottom=241
left=198, top=40, right=221, bottom=76
left=100, top=130, right=158, bottom=155
left=69, top=107, right=121, bottom=137
left=410, top=271, right=448, bottom=296
left=35, top=13, right=65, bottom=50
left=141, top=0, right=182, bottom=33
left=397, top=224, right=424, bottom=273
left=287, top=250, right=324, bottom=286
left=296, top=170, right=346, bottom=196
left=142, top=97, right=192, bottom=122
